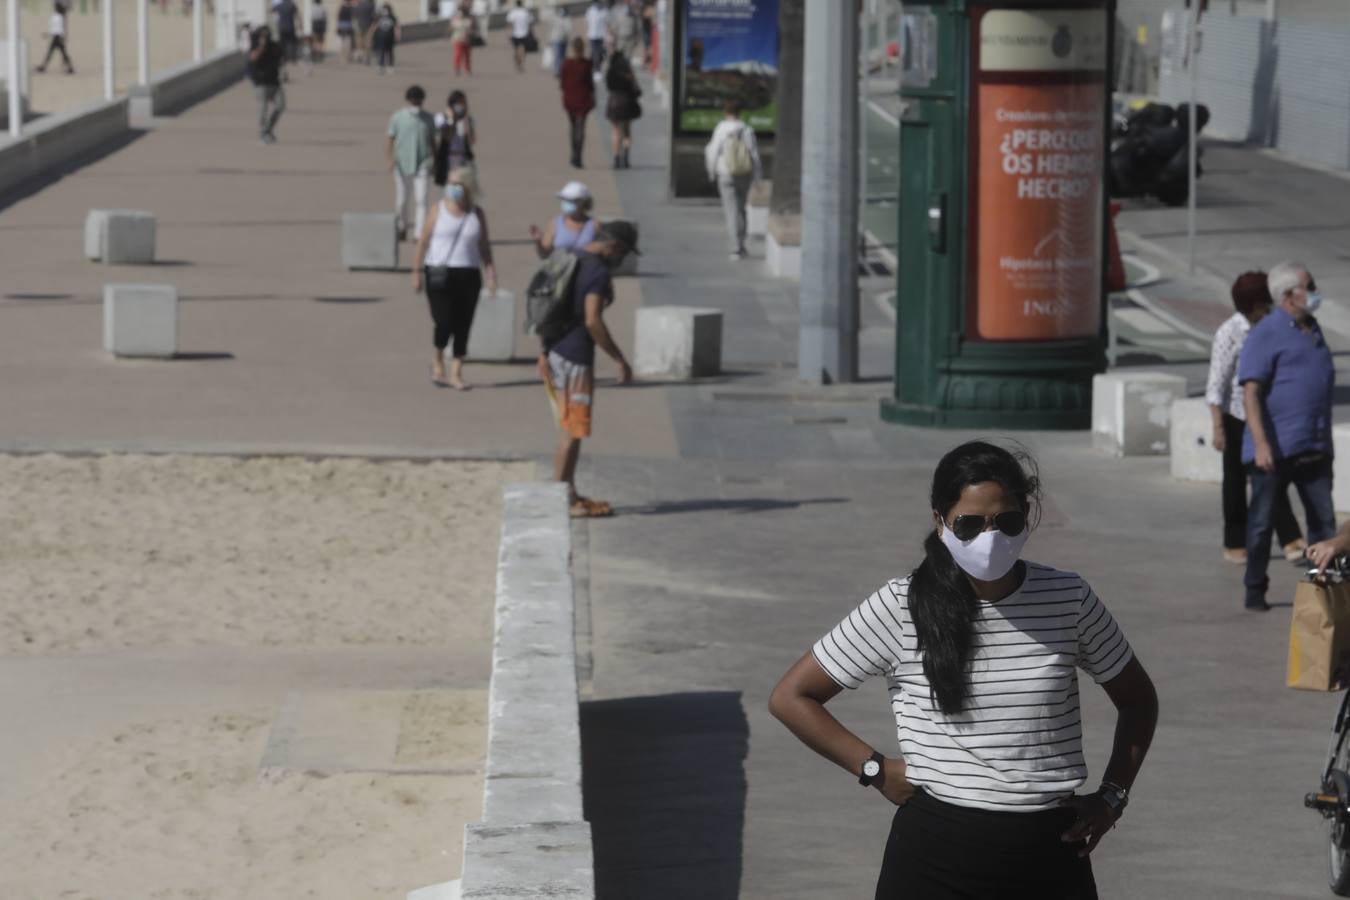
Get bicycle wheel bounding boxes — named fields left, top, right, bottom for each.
left=1331, top=718, right=1350, bottom=896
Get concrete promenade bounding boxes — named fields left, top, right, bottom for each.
left=4, top=32, right=1350, bottom=900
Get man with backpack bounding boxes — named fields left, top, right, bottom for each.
left=704, top=99, right=762, bottom=260
left=531, top=221, right=639, bottom=519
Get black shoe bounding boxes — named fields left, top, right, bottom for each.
left=613, top=154, right=621, bottom=169
left=622, top=150, right=630, bottom=168
left=1245, top=601, right=1272, bottom=612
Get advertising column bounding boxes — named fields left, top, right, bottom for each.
left=969, top=8, right=1107, bottom=341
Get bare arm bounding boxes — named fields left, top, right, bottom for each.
left=386, top=134, right=395, bottom=171
left=475, top=208, right=497, bottom=293
left=1244, top=381, right=1275, bottom=471
left=410, top=200, right=440, bottom=291
left=584, top=293, right=631, bottom=382
left=768, top=652, right=914, bottom=806
left=533, top=218, right=556, bottom=258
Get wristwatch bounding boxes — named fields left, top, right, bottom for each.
left=859, top=750, right=885, bottom=787
left=1098, top=781, right=1129, bottom=817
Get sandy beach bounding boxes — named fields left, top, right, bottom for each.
left=0, top=453, right=530, bottom=899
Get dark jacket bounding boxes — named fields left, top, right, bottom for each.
left=560, top=58, right=595, bottom=118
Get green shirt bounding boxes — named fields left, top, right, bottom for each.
left=387, top=106, right=434, bottom=175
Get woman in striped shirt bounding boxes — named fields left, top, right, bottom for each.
left=770, top=441, right=1158, bottom=899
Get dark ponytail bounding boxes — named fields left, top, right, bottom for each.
left=908, top=441, right=1041, bottom=716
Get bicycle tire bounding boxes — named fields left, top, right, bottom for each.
left=1331, top=719, right=1350, bottom=896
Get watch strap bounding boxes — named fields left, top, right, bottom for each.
left=858, top=750, right=885, bottom=787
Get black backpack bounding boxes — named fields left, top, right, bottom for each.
left=525, top=251, right=582, bottom=344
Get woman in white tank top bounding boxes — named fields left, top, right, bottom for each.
left=412, top=168, right=497, bottom=389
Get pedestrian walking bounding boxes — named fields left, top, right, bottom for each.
left=433, top=89, right=476, bottom=190
left=704, top=98, right=762, bottom=259
left=604, top=50, right=640, bottom=169
left=274, top=0, right=300, bottom=62
left=547, top=4, right=569, bottom=77
left=335, top=0, right=354, bottom=62
left=387, top=84, right=435, bottom=242
left=506, top=0, right=533, bottom=74
left=529, top=181, right=602, bottom=256
left=35, top=2, right=74, bottom=74
left=248, top=26, right=286, bottom=144
left=372, top=2, right=399, bottom=73
left=584, top=0, right=608, bottom=76
left=559, top=37, right=595, bottom=169
left=611, top=0, right=638, bottom=60
left=1239, top=261, right=1337, bottom=611
left=354, top=0, right=376, bottom=64
left=769, top=440, right=1159, bottom=899
left=450, top=2, right=474, bottom=77
left=412, top=169, right=498, bottom=391
left=310, top=0, right=328, bottom=59
left=538, top=221, right=639, bottom=517
left=1206, top=271, right=1306, bottom=566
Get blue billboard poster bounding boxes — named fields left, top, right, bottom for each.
left=679, top=0, right=780, bottom=134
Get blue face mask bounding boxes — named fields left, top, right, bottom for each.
left=448, top=184, right=467, bottom=202
left=1306, top=291, right=1324, bottom=313
left=561, top=199, right=579, bottom=216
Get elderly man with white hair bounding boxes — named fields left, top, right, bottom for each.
left=1237, top=261, right=1337, bottom=611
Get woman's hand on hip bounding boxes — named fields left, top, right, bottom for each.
left=1059, top=793, right=1119, bottom=857
left=876, top=756, right=915, bottom=807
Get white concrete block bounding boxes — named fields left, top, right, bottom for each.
left=103, top=283, right=178, bottom=358
left=1091, top=371, right=1187, bottom=457
left=407, top=879, right=460, bottom=900
left=342, top=213, right=399, bottom=270
left=464, top=289, right=516, bottom=362
left=634, top=306, right=722, bottom=379
left=1334, top=425, right=1350, bottom=514
left=747, top=203, right=768, bottom=238
left=99, top=210, right=157, bottom=265
left=1169, top=397, right=1223, bottom=483
left=766, top=232, right=801, bottom=279
left=84, top=209, right=110, bottom=260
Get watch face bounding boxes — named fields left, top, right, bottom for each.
left=863, top=760, right=881, bottom=778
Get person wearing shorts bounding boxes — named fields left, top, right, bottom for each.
left=539, top=220, right=639, bottom=518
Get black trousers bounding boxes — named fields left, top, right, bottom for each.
left=1221, top=413, right=1302, bottom=550
left=40, top=36, right=72, bottom=69
left=875, top=789, right=1097, bottom=900
left=568, top=113, right=588, bottom=165
left=425, top=267, right=481, bottom=358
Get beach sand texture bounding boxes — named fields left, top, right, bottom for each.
left=0, top=453, right=529, bottom=899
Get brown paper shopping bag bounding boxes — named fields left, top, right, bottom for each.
left=1287, top=580, right=1350, bottom=691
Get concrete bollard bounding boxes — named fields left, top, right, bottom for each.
left=342, top=213, right=399, bottom=270
left=1091, top=371, right=1187, bottom=457
left=634, top=306, right=722, bottom=379
left=1169, top=397, right=1223, bottom=483
left=463, top=289, right=516, bottom=362
left=86, top=209, right=157, bottom=264
left=103, top=283, right=178, bottom=357
left=1334, top=425, right=1350, bottom=514
left=747, top=180, right=771, bottom=238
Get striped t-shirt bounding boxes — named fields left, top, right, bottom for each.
left=812, top=562, right=1133, bottom=812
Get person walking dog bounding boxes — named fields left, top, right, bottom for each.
left=770, top=441, right=1158, bottom=899
left=412, top=169, right=497, bottom=390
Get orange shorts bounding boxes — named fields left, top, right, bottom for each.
left=546, top=352, right=593, bottom=439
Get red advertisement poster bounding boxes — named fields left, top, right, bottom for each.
left=973, top=82, right=1104, bottom=341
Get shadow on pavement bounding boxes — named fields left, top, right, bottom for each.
left=582, top=692, right=748, bottom=900
left=0, top=130, right=148, bottom=213
left=616, top=497, right=848, bottom=516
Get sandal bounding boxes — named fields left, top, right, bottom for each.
left=569, top=497, right=614, bottom=519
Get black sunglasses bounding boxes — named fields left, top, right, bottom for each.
left=947, top=510, right=1027, bottom=542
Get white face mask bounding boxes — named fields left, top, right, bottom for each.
left=939, top=523, right=1029, bottom=582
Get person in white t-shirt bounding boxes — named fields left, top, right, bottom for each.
left=36, top=2, right=75, bottom=75
left=506, top=1, right=533, bottom=73
left=584, top=0, right=608, bottom=75
left=704, top=99, right=762, bottom=259
left=770, top=441, right=1158, bottom=898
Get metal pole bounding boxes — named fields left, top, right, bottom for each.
left=137, top=0, right=149, bottom=85
left=193, top=0, right=203, bottom=60
left=227, top=0, right=237, bottom=50
left=419, top=0, right=429, bottom=22
left=103, top=0, right=115, bottom=98
left=6, top=0, right=19, bottom=138
left=859, top=0, right=872, bottom=263
left=799, top=0, right=860, bottom=384
left=303, top=0, right=313, bottom=36
left=1186, top=0, right=1198, bottom=274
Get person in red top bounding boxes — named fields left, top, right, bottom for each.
left=559, top=37, right=596, bottom=170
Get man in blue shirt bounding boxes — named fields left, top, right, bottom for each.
left=540, top=220, right=638, bottom=518
left=1238, top=261, right=1337, bottom=610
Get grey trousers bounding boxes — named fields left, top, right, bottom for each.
left=254, top=84, right=285, bottom=138
left=717, top=173, right=752, bottom=254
